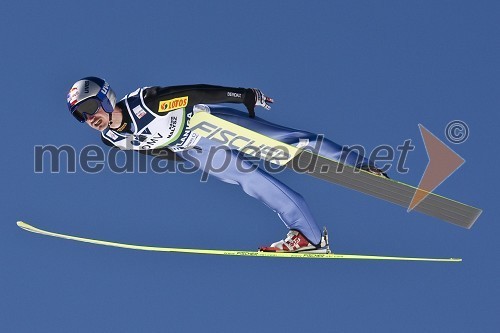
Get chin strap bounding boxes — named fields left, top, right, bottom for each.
left=108, top=112, right=113, bottom=128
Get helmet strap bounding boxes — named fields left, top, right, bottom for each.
left=108, top=112, right=113, bottom=127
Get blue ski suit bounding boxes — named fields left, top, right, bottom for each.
left=101, top=85, right=373, bottom=245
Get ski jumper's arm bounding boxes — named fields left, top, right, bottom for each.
left=142, top=84, right=260, bottom=117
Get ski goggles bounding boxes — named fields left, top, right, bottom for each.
left=71, top=98, right=102, bottom=123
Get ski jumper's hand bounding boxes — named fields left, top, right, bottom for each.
left=244, top=88, right=274, bottom=118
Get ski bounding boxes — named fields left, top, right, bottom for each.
left=189, top=112, right=482, bottom=229
left=17, top=221, right=460, bottom=262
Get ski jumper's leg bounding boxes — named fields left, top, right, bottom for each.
left=210, top=107, right=374, bottom=168
left=177, top=137, right=322, bottom=245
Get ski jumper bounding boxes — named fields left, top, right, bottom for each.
left=101, top=85, right=373, bottom=245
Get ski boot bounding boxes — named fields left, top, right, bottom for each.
left=259, top=227, right=330, bottom=253
left=360, top=165, right=390, bottom=179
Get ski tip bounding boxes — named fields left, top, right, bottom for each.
left=17, top=221, right=33, bottom=231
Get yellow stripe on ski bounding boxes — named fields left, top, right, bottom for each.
left=190, top=111, right=300, bottom=165
left=17, top=221, right=461, bottom=262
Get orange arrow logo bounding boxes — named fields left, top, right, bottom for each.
left=408, top=124, right=465, bottom=211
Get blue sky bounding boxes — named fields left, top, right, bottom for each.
left=1, top=1, right=498, bottom=332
